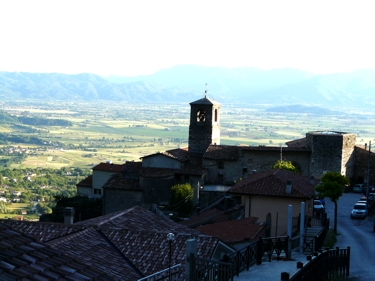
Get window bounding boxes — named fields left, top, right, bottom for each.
left=218, top=174, right=224, bottom=185
left=218, top=162, right=224, bottom=169
left=94, top=188, right=102, bottom=195
left=215, top=109, right=218, bottom=122
left=197, top=109, right=206, bottom=122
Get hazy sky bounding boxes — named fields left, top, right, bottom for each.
left=1, top=0, right=374, bottom=77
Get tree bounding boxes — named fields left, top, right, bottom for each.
left=272, top=160, right=300, bottom=173
left=169, top=183, right=193, bottom=217
left=315, top=171, right=349, bottom=234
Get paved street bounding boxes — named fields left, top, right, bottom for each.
left=325, top=192, right=375, bottom=281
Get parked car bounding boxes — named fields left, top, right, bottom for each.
left=313, top=199, right=325, bottom=215
left=350, top=203, right=368, bottom=219
left=353, top=184, right=365, bottom=193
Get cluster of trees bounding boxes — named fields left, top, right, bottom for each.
left=17, top=116, right=72, bottom=127
left=0, top=133, right=44, bottom=145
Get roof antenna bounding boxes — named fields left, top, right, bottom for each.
left=204, top=83, right=208, bottom=98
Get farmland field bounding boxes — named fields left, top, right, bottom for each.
left=1, top=100, right=375, bottom=170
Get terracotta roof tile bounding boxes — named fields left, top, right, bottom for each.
left=227, top=169, right=317, bottom=198
left=92, top=162, right=123, bottom=172
left=203, top=145, right=240, bottom=160
left=46, top=227, right=143, bottom=280
left=76, top=174, right=92, bottom=187
left=0, top=220, right=87, bottom=242
left=196, top=217, right=266, bottom=243
left=0, top=224, right=113, bottom=280
left=75, top=206, right=201, bottom=235
left=179, top=207, right=241, bottom=228
left=102, top=174, right=142, bottom=190
left=103, top=229, right=218, bottom=278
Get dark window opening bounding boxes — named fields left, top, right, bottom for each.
left=218, top=174, right=224, bottom=185
left=215, top=109, right=218, bottom=122
left=218, top=162, right=224, bottom=169
left=94, top=188, right=102, bottom=195
left=197, top=109, right=206, bottom=122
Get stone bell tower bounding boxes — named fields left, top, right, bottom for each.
left=188, top=86, right=220, bottom=154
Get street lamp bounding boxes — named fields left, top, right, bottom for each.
left=167, top=233, right=175, bottom=281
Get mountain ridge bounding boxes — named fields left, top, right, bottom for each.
left=1, top=66, right=375, bottom=108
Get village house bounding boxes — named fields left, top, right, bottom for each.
left=77, top=93, right=373, bottom=227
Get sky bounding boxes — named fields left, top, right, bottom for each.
left=1, top=0, right=375, bottom=77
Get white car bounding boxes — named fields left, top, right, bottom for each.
left=351, top=203, right=368, bottom=219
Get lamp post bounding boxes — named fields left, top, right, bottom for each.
left=167, top=233, right=175, bottom=281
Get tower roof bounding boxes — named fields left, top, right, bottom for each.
left=190, top=96, right=220, bottom=105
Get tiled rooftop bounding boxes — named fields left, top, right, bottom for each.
left=0, top=206, right=218, bottom=280
left=75, top=206, right=201, bottom=235
left=0, top=224, right=113, bottom=280
left=196, top=217, right=266, bottom=243
left=227, top=169, right=317, bottom=199
left=76, top=174, right=92, bottom=187
left=204, top=145, right=240, bottom=160
left=92, top=162, right=124, bottom=172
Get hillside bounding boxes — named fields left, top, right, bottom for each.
left=1, top=66, right=375, bottom=108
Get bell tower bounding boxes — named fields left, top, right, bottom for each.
left=188, top=86, right=220, bottom=154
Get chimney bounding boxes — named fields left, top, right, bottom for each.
left=286, top=180, right=292, bottom=194
left=63, top=207, right=75, bottom=224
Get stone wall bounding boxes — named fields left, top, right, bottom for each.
left=307, top=132, right=356, bottom=179
left=103, top=189, right=143, bottom=215
left=353, top=146, right=375, bottom=185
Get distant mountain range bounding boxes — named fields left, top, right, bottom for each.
left=1, top=66, right=375, bottom=109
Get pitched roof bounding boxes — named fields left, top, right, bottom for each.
left=0, top=206, right=219, bottom=280
left=102, top=229, right=218, bottom=278
left=0, top=220, right=86, bottom=242
left=141, top=148, right=190, bottom=163
left=92, top=162, right=124, bottom=172
left=190, top=96, right=219, bottom=105
left=285, top=137, right=309, bottom=148
left=45, top=227, right=143, bottom=280
left=76, top=174, right=92, bottom=187
left=203, top=145, right=240, bottom=160
left=75, top=206, right=201, bottom=235
left=196, top=217, right=267, bottom=243
left=227, top=169, right=317, bottom=199
left=102, top=174, right=142, bottom=191
left=0, top=223, right=113, bottom=280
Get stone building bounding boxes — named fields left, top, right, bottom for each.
left=77, top=94, right=373, bottom=215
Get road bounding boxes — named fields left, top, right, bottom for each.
left=324, top=192, right=375, bottom=280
